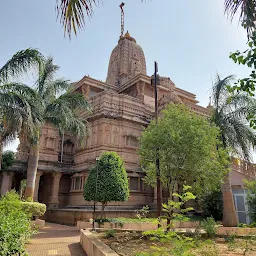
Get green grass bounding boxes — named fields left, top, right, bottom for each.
left=111, top=216, right=203, bottom=224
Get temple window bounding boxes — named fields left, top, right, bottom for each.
left=89, top=90, right=96, bottom=98
left=126, top=136, right=139, bottom=148
left=46, top=137, right=55, bottom=149
left=129, top=177, right=145, bottom=191
left=70, top=174, right=86, bottom=192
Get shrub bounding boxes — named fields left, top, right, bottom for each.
left=104, top=229, right=116, bottom=238
left=84, top=152, right=129, bottom=218
left=0, top=191, right=33, bottom=255
left=201, top=217, right=217, bottom=238
left=202, top=190, right=223, bottom=221
left=136, top=205, right=150, bottom=219
left=21, top=202, right=46, bottom=219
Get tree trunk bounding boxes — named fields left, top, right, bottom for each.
left=222, top=173, right=238, bottom=227
left=60, top=132, right=64, bottom=163
left=0, top=135, right=3, bottom=170
left=24, top=146, right=39, bottom=199
left=101, top=202, right=106, bottom=219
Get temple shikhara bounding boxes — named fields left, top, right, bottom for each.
left=0, top=10, right=255, bottom=225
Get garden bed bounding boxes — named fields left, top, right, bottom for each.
left=99, top=231, right=256, bottom=256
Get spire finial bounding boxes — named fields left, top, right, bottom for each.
left=119, top=2, right=125, bottom=37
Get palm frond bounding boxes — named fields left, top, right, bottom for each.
left=0, top=49, right=44, bottom=83
left=56, top=0, right=98, bottom=38
left=57, top=92, right=91, bottom=111
left=224, top=0, right=256, bottom=36
left=42, top=78, right=71, bottom=102
left=37, top=57, right=59, bottom=94
left=211, top=74, right=256, bottom=161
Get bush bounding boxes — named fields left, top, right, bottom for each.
left=104, top=229, right=116, bottom=238
left=201, top=217, right=217, bottom=238
left=0, top=191, right=33, bottom=255
left=202, top=190, right=223, bottom=221
left=21, top=202, right=46, bottom=219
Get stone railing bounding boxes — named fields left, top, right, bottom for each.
left=232, top=158, right=256, bottom=178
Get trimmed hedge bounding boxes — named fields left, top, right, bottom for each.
left=0, top=191, right=33, bottom=255
left=21, top=202, right=46, bottom=219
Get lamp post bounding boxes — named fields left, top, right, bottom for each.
left=151, top=61, right=162, bottom=219
left=92, top=156, right=100, bottom=231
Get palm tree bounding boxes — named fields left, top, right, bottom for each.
left=211, top=74, right=256, bottom=227
left=19, top=57, right=90, bottom=198
left=224, top=0, right=256, bottom=36
left=0, top=49, right=43, bottom=195
left=0, top=49, right=44, bottom=167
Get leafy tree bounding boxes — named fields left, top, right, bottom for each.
left=0, top=56, right=91, bottom=199
left=1, top=151, right=14, bottom=172
left=210, top=74, right=256, bottom=226
left=244, top=179, right=256, bottom=222
left=139, top=104, right=229, bottom=200
left=84, top=152, right=129, bottom=217
left=229, top=33, right=256, bottom=128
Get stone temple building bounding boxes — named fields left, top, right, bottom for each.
left=1, top=30, right=255, bottom=225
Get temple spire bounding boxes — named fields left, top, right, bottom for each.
left=119, top=2, right=125, bottom=37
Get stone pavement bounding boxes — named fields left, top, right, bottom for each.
left=26, top=223, right=87, bottom=256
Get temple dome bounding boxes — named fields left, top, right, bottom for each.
left=106, top=31, right=147, bottom=86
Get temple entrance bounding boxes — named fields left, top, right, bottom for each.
left=11, top=172, right=26, bottom=196
left=59, top=174, right=72, bottom=207
left=38, top=173, right=53, bottom=205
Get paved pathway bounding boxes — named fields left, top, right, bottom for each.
left=27, top=223, right=87, bottom=256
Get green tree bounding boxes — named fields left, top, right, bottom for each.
left=1, top=151, right=14, bottom=172
left=84, top=152, right=129, bottom=217
left=210, top=74, right=256, bottom=226
left=244, top=179, right=256, bottom=222
left=229, top=33, right=256, bottom=127
left=0, top=56, right=91, bottom=199
left=139, top=104, right=229, bottom=200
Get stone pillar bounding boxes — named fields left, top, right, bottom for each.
left=0, top=171, right=13, bottom=195
left=48, top=172, right=62, bottom=209
left=33, top=171, right=43, bottom=202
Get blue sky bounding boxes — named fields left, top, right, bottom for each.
left=0, top=0, right=251, bottom=151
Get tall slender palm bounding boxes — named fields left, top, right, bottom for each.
left=211, top=74, right=256, bottom=227
left=21, top=57, right=90, bottom=198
